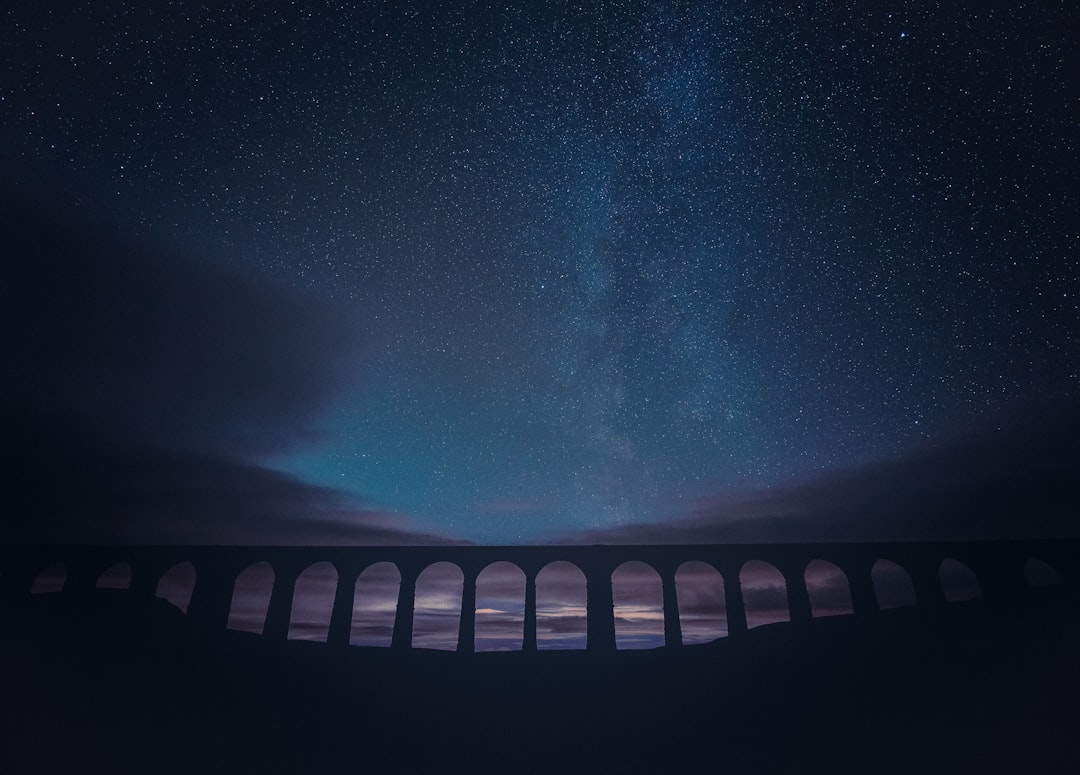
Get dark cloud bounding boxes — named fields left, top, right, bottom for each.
left=536, top=561, right=588, bottom=597
left=1, top=197, right=365, bottom=458
left=675, top=590, right=726, bottom=619
left=0, top=197, right=459, bottom=545
left=350, top=562, right=403, bottom=645
left=556, top=405, right=1080, bottom=544
left=1, top=414, right=453, bottom=545
left=536, top=615, right=588, bottom=636
left=612, top=562, right=664, bottom=602
left=475, top=562, right=527, bottom=626
left=805, top=560, right=855, bottom=615
left=476, top=583, right=528, bottom=651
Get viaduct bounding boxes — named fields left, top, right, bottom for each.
left=1, top=540, right=1076, bottom=652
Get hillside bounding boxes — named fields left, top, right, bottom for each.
left=3, top=589, right=1078, bottom=773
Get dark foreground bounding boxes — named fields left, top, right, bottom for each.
left=3, top=591, right=1079, bottom=774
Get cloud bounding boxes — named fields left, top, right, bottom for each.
left=0, top=197, right=459, bottom=545
left=1, top=413, right=457, bottom=545
left=554, top=404, right=1080, bottom=544
left=1, top=197, right=365, bottom=459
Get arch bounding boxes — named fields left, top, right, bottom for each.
left=612, top=561, right=664, bottom=649
left=227, top=562, right=275, bottom=634
left=872, top=559, right=917, bottom=610
left=156, top=562, right=197, bottom=613
left=939, top=558, right=981, bottom=602
left=535, top=561, right=587, bottom=650
left=288, top=561, right=338, bottom=642
left=1025, top=557, right=1063, bottom=589
left=804, top=559, right=854, bottom=618
left=675, top=561, right=726, bottom=644
left=412, top=562, right=464, bottom=651
left=350, top=562, right=401, bottom=647
left=31, top=562, right=67, bottom=594
left=96, top=561, right=132, bottom=590
left=740, top=560, right=790, bottom=629
left=474, top=562, right=526, bottom=652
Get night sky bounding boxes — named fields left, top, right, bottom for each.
left=3, top=0, right=1078, bottom=546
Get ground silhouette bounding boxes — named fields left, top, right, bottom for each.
left=3, top=581, right=1078, bottom=773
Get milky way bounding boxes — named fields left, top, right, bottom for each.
left=3, top=1, right=1077, bottom=543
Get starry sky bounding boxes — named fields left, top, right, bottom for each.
left=2, top=0, right=1078, bottom=546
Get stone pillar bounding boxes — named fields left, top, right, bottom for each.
left=129, top=558, right=161, bottom=602
left=2, top=557, right=38, bottom=599
left=586, top=567, right=616, bottom=652
left=0, top=561, right=18, bottom=602
left=458, top=569, right=477, bottom=653
left=724, top=566, right=748, bottom=636
left=523, top=572, right=537, bottom=652
left=1051, top=551, right=1080, bottom=599
left=661, top=569, right=683, bottom=648
left=392, top=569, right=418, bottom=650
left=187, top=560, right=233, bottom=634
left=848, top=562, right=880, bottom=619
left=327, top=571, right=357, bottom=648
left=784, top=565, right=813, bottom=624
left=910, top=559, right=946, bottom=613
left=263, top=566, right=298, bottom=640
left=65, top=555, right=95, bottom=597
left=972, top=551, right=1025, bottom=604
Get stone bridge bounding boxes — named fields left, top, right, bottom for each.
left=2, top=540, right=1077, bottom=652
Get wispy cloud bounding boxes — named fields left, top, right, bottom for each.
left=553, top=406, right=1080, bottom=545
left=0, top=197, right=459, bottom=546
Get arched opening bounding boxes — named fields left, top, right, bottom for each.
left=475, top=562, right=526, bottom=652
left=31, top=562, right=66, bottom=594
left=939, top=558, right=981, bottom=602
left=1025, top=557, right=1063, bottom=589
left=536, top=561, right=587, bottom=650
left=872, top=559, right=917, bottom=610
left=412, top=562, right=463, bottom=651
left=227, top=562, right=275, bottom=634
left=675, top=561, right=726, bottom=644
left=350, top=562, right=401, bottom=647
left=805, top=559, right=854, bottom=618
left=612, top=561, right=664, bottom=649
left=156, top=562, right=197, bottom=613
left=740, top=561, right=790, bottom=629
left=288, top=561, right=338, bottom=642
left=96, top=561, right=132, bottom=590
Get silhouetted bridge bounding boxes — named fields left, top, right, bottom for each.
left=2, top=540, right=1076, bottom=652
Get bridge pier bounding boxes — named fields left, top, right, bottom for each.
left=66, top=554, right=97, bottom=598
left=129, top=558, right=163, bottom=602
left=782, top=563, right=813, bottom=624
left=392, top=569, right=418, bottom=650
left=721, top=562, right=748, bottom=636
left=187, top=560, right=234, bottom=635
left=263, top=566, right=299, bottom=640
left=660, top=567, right=682, bottom=648
left=848, top=561, right=880, bottom=619
left=0, top=557, right=40, bottom=599
left=523, top=572, right=537, bottom=652
left=909, top=559, right=947, bottom=614
left=584, top=563, right=616, bottom=652
left=327, top=570, right=357, bottom=648
left=458, top=569, right=478, bottom=653
left=970, top=550, right=1027, bottom=605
